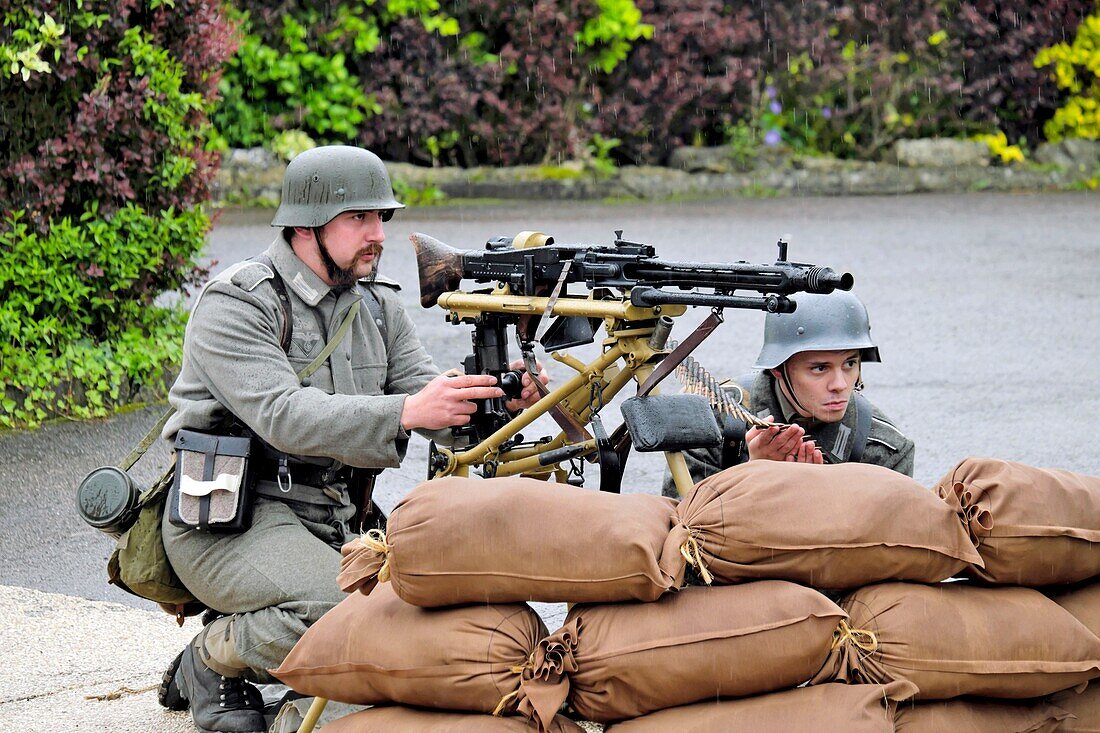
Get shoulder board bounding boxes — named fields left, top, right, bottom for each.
left=360, top=274, right=401, bottom=290
left=216, top=261, right=275, bottom=292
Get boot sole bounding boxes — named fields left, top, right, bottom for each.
left=157, top=648, right=189, bottom=711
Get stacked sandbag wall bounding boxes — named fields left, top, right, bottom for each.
left=274, top=457, right=1100, bottom=731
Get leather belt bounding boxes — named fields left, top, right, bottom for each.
left=253, top=458, right=362, bottom=489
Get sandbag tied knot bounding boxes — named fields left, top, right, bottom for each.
left=491, top=690, right=520, bottom=716
left=831, top=620, right=879, bottom=654
left=514, top=626, right=579, bottom=733
left=491, top=649, right=540, bottom=714
left=938, top=480, right=994, bottom=547
left=336, top=528, right=391, bottom=594
left=527, top=631, right=579, bottom=681
left=679, top=530, right=715, bottom=585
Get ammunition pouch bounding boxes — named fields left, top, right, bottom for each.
left=619, top=394, right=721, bottom=452
left=169, top=429, right=255, bottom=533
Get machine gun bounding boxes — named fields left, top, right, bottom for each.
left=411, top=230, right=853, bottom=496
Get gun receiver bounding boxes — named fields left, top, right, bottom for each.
left=410, top=230, right=854, bottom=493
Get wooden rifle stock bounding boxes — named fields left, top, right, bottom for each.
left=409, top=232, right=467, bottom=308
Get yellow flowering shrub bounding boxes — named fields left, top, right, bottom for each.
left=1035, top=10, right=1100, bottom=141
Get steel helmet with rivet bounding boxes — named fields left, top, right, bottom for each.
left=753, top=290, right=881, bottom=369
left=270, top=145, right=404, bottom=228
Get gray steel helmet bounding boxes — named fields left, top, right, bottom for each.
left=753, top=290, right=881, bottom=369
left=271, top=145, right=404, bottom=228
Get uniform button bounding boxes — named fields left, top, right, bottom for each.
left=346, top=352, right=352, bottom=360
left=301, top=378, right=311, bottom=387
left=375, top=319, right=383, bottom=327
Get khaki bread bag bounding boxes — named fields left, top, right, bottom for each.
left=318, top=706, right=587, bottom=733
left=107, top=464, right=203, bottom=617
left=813, top=581, right=1100, bottom=699
left=937, top=457, right=1100, bottom=585
left=271, top=582, right=546, bottom=717
left=674, top=461, right=981, bottom=589
left=604, top=683, right=900, bottom=733
left=893, top=699, right=1073, bottom=733
left=338, top=476, right=684, bottom=607
left=518, top=581, right=846, bottom=725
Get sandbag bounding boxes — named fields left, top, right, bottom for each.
left=518, top=581, right=847, bottom=724
left=271, top=583, right=546, bottom=716
left=936, top=457, right=1100, bottom=585
left=1050, top=685, right=1100, bottom=733
left=894, top=699, right=1072, bottom=732
left=603, top=683, right=899, bottom=732
left=674, top=461, right=981, bottom=589
left=813, top=581, right=1100, bottom=700
left=1052, top=582, right=1100, bottom=638
left=338, top=476, right=684, bottom=607
left=318, top=706, right=587, bottom=733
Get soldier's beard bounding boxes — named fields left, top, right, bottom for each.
left=316, top=230, right=380, bottom=287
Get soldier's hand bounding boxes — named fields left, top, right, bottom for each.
left=505, top=358, right=550, bottom=411
left=786, top=437, right=824, bottom=465
left=746, top=417, right=807, bottom=462
left=401, top=372, right=504, bottom=431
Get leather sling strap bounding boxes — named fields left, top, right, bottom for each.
left=636, top=310, right=724, bottom=397
left=848, top=393, right=872, bottom=463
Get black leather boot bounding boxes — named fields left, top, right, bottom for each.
left=157, top=647, right=189, bottom=711
left=173, top=644, right=266, bottom=733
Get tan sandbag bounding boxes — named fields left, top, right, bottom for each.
left=813, top=581, right=1100, bottom=700
left=517, top=581, right=847, bottom=724
left=1050, top=685, right=1100, bottom=732
left=936, top=457, right=1100, bottom=585
left=894, top=699, right=1072, bottom=732
left=674, top=460, right=981, bottom=589
left=339, top=476, right=684, bottom=607
left=1052, top=582, right=1100, bottom=639
left=603, top=683, right=899, bottom=732
left=318, top=706, right=586, bottom=733
left=271, top=583, right=546, bottom=716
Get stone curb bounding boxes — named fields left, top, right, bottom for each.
left=214, top=143, right=1099, bottom=208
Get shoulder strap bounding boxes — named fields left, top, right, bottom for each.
left=357, top=282, right=387, bottom=344
left=848, top=392, right=873, bottom=462
left=257, top=254, right=293, bottom=353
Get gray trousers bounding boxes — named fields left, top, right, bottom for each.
left=163, top=494, right=356, bottom=681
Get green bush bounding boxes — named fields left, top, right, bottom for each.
left=0, top=207, right=202, bottom=424
left=0, top=1, right=234, bottom=427
left=213, top=1, right=458, bottom=149
left=212, top=6, right=378, bottom=148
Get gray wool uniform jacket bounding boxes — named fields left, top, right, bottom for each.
left=163, top=237, right=449, bottom=469
left=662, top=370, right=915, bottom=497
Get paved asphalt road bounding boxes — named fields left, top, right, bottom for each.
left=2, top=192, right=1098, bottom=610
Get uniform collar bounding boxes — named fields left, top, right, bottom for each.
left=266, top=236, right=335, bottom=307
left=772, top=381, right=805, bottom=425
